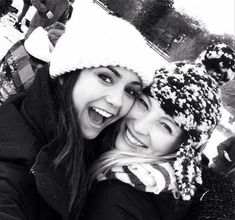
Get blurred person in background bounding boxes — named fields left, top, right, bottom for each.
left=211, top=136, right=235, bottom=181
left=25, top=0, right=72, bottom=38
left=203, top=43, right=235, bottom=181
left=14, top=0, right=32, bottom=33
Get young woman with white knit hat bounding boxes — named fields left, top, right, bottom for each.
left=0, top=0, right=161, bottom=219
left=81, top=43, right=235, bottom=220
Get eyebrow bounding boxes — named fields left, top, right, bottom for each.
left=149, top=98, right=178, bottom=128
left=107, top=66, right=121, bottom=78
left=107, top=66, right=142, bottom=87
left=164, top=117, right=176, bottom=125
left=131, top=81, right=143, bottom=87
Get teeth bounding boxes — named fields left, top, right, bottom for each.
left=93, top=107, right=112, bottom=118
left=224, top=151, right=232, bottom=162
left=126, top=128, right=144, bottom=147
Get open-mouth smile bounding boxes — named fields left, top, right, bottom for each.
left=125, top=124, right=147, bottom=148
left=88, top=107, right=114, bottom=125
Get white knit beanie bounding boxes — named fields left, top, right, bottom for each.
left=49, top=0, right=165, bottom=84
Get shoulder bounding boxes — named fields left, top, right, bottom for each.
left=82, top=180, right=189, bottom=220
left=88, top=179, right=150, bottom=204
left=82, top=180, right=157, bottom=220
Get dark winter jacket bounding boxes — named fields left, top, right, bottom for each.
left=26, top=0, right=69, bottom=38
left=0, top=65, right=83, bottom=220
left=81, top=179, right=191, bottom=220
left=81, top=166, right=235, bottom=220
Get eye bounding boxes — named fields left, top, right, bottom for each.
left=125, top=87, right=141, bottom=98
left=137, top=97, right=149, bottom=110
left=161, top=122, right=172, bottom=134
left=98, top=73, right=113, bottom=84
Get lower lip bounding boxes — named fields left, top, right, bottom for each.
left=87, top=107, right=103, bottom=128
left=87, top=107, right=115, bottom=130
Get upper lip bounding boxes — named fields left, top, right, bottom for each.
left=125, top=124, right=147, bottom=148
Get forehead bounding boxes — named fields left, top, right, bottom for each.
left=148, top=97, right=167, bottom=116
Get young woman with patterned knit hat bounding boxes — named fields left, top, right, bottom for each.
left=81, top=44, right=235, bottom=220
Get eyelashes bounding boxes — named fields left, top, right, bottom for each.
left=138, top=97, right=149, bottom=110
left=98, top=73, right=141, bottom=99
left=98, top=73, right=112, bottom=83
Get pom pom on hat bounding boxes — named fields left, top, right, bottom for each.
left=49, top=0, right=164, bottom=84
left=196, top=43, right=235, bottom=84
left=144, top=60, right=231, bottom=200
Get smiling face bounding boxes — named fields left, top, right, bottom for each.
left=115, top=95, right=183, bottom=156
left=72, top=66, right=142, bottom=139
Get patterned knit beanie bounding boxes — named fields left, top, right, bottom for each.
left=144, top=58, right=233, bottom=200
left=196, top=43, right=235, bottom=84
left=49, top=0, right=164, bottom=84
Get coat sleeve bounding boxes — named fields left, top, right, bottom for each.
left=57, top=6, right=69, bottom=24
left=81, top=180, right=163, bottom=220
left=31, top=0, right=48, bottom=13
left=0, top=162, right=38, bottom=220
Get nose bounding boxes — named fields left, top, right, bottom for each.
left=133, top=117, right=149, bottom=136
left=105, top=90, right=123, bottom=109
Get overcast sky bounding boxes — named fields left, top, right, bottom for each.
left=174, top=0, right=234, bottom=35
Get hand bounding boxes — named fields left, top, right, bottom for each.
left=46, top=11, right=54, bottom=19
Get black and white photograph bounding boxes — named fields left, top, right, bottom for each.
left=0, top=0, right=234, bottom=219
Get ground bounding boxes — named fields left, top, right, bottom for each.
left=0, top=1, right=234, bottom=164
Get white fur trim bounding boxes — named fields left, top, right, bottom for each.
left=49, top=0, right=165, bottom=84
left=24, top=27, right=51, bottom=63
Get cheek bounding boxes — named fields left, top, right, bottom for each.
left=72, top=86, right=88, bottom=119
left=119, top=98, right=135, bottom=117
left=151, top=135, right=178, bottom=155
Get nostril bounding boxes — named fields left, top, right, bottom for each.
left=106, top=96, right=122, bottom=108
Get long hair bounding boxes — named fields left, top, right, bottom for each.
left=88, top=148, right=175, bottom=186
left=52, top=70, right=86, bottom=218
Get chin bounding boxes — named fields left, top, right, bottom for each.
left=83, top=131, right=99, bottom=140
